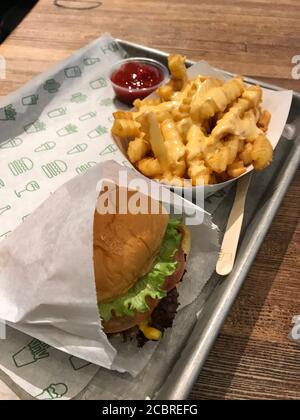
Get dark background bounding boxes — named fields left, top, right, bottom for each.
left=0, top=0, right=38, bottom=43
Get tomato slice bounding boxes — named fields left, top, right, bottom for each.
left=162, top=249, right=185, bottom=292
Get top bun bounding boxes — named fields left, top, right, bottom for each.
left=93, top=186, right=169, bottom=303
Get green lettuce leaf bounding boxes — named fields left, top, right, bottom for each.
left=99, top=218, right=182, bottom=322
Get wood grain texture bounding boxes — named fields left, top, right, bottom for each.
left=0, top=379, right=20, bottom=400
left=0, top=0, right=299, bottom=400
left=190, top=169, right=300, bottom=400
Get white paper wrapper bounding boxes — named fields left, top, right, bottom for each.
left=0, top=327, right=100, bottom=400
left=0, top=33, right=127, bottom=241
left=0, top=159, right=219, bottom=395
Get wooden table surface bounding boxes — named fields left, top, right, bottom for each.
left=0, top=0, right=299, bottom=400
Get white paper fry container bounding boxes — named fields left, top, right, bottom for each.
left=112, top=61, right=293, bottom=199
left=0, top=161, right=219, bottom=375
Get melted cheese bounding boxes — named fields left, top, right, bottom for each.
left=139, top=321, right=162, bottom=341
left=206, top=87, right=228, bottom=111
left=148, top=112, right=169, bottom=172
left=161, top=119, right=185, bottom=163
left=212, top=104, right=262, bottom=141
left=211, top=90, right=263, bottom=142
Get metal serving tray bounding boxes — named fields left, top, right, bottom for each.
left=101, top=39, right=299, bottom=400
left=2, top=39, right=299, bottom=401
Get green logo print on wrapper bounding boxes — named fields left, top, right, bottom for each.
left=69, top=356, right=91, bottom=371
left=14, top=181, right=40, bottom=198
left=100, top=98, right=113, bottom=107
left=101, top=41, right=119, bottom=54
left=0, top=231, right=11, bottom=238
left=35, top=141, right=56, bottom=152
left=12, top=339, right=50, bottom=368
left=0, top=204, right=11, bottom=216
left=76, top=161, right=97, bottom=174
left=70, top=92, right=87, bottom=103
left=43, top=79, right=61, bottom=93
left=8, top=158, right=34, bottom=176
left=88, top=125, right=108, bottom=139
left=0, top=179, right=4, bottom=189
left=205, top=189, right=227, bottom=205
left=79, top=111, right=97, bottom=121
left=57, top=123, right=78, bottom=137
left=89, top=77, right=107, bottom=90
left=122, top=159, right=132, bottom=168
left=100, top=144, right=118, bottom=156
left=67, top=144, right=88, bottom=155
left=64, top=65, right=82, bottom=78
left=0, top=104, right=17, bottom=121
left=83, top=57, right=100, bottom=66
left=36, top=383, right=68, bottom=400
left=47, top=107, right=67, bottom=118
left=22, top=214, right=30, bottom=222
left=24, top=119, right=46, bottom=134
left=42, top=160, right=68, bottom=178
left=22, top=94, right=38, bottom=106
left=0, top=137, right=23, bottom=149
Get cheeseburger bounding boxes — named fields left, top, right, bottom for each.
left=93, top=187, right=191, bottom=345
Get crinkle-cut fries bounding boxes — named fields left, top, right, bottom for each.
left=112, top=54, right=272, bottom=186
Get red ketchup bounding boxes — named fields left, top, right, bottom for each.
left=110, top=60, right=165, bottom=105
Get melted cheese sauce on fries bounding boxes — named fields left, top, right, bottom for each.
left=112, top=54, right=272, bottom=186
